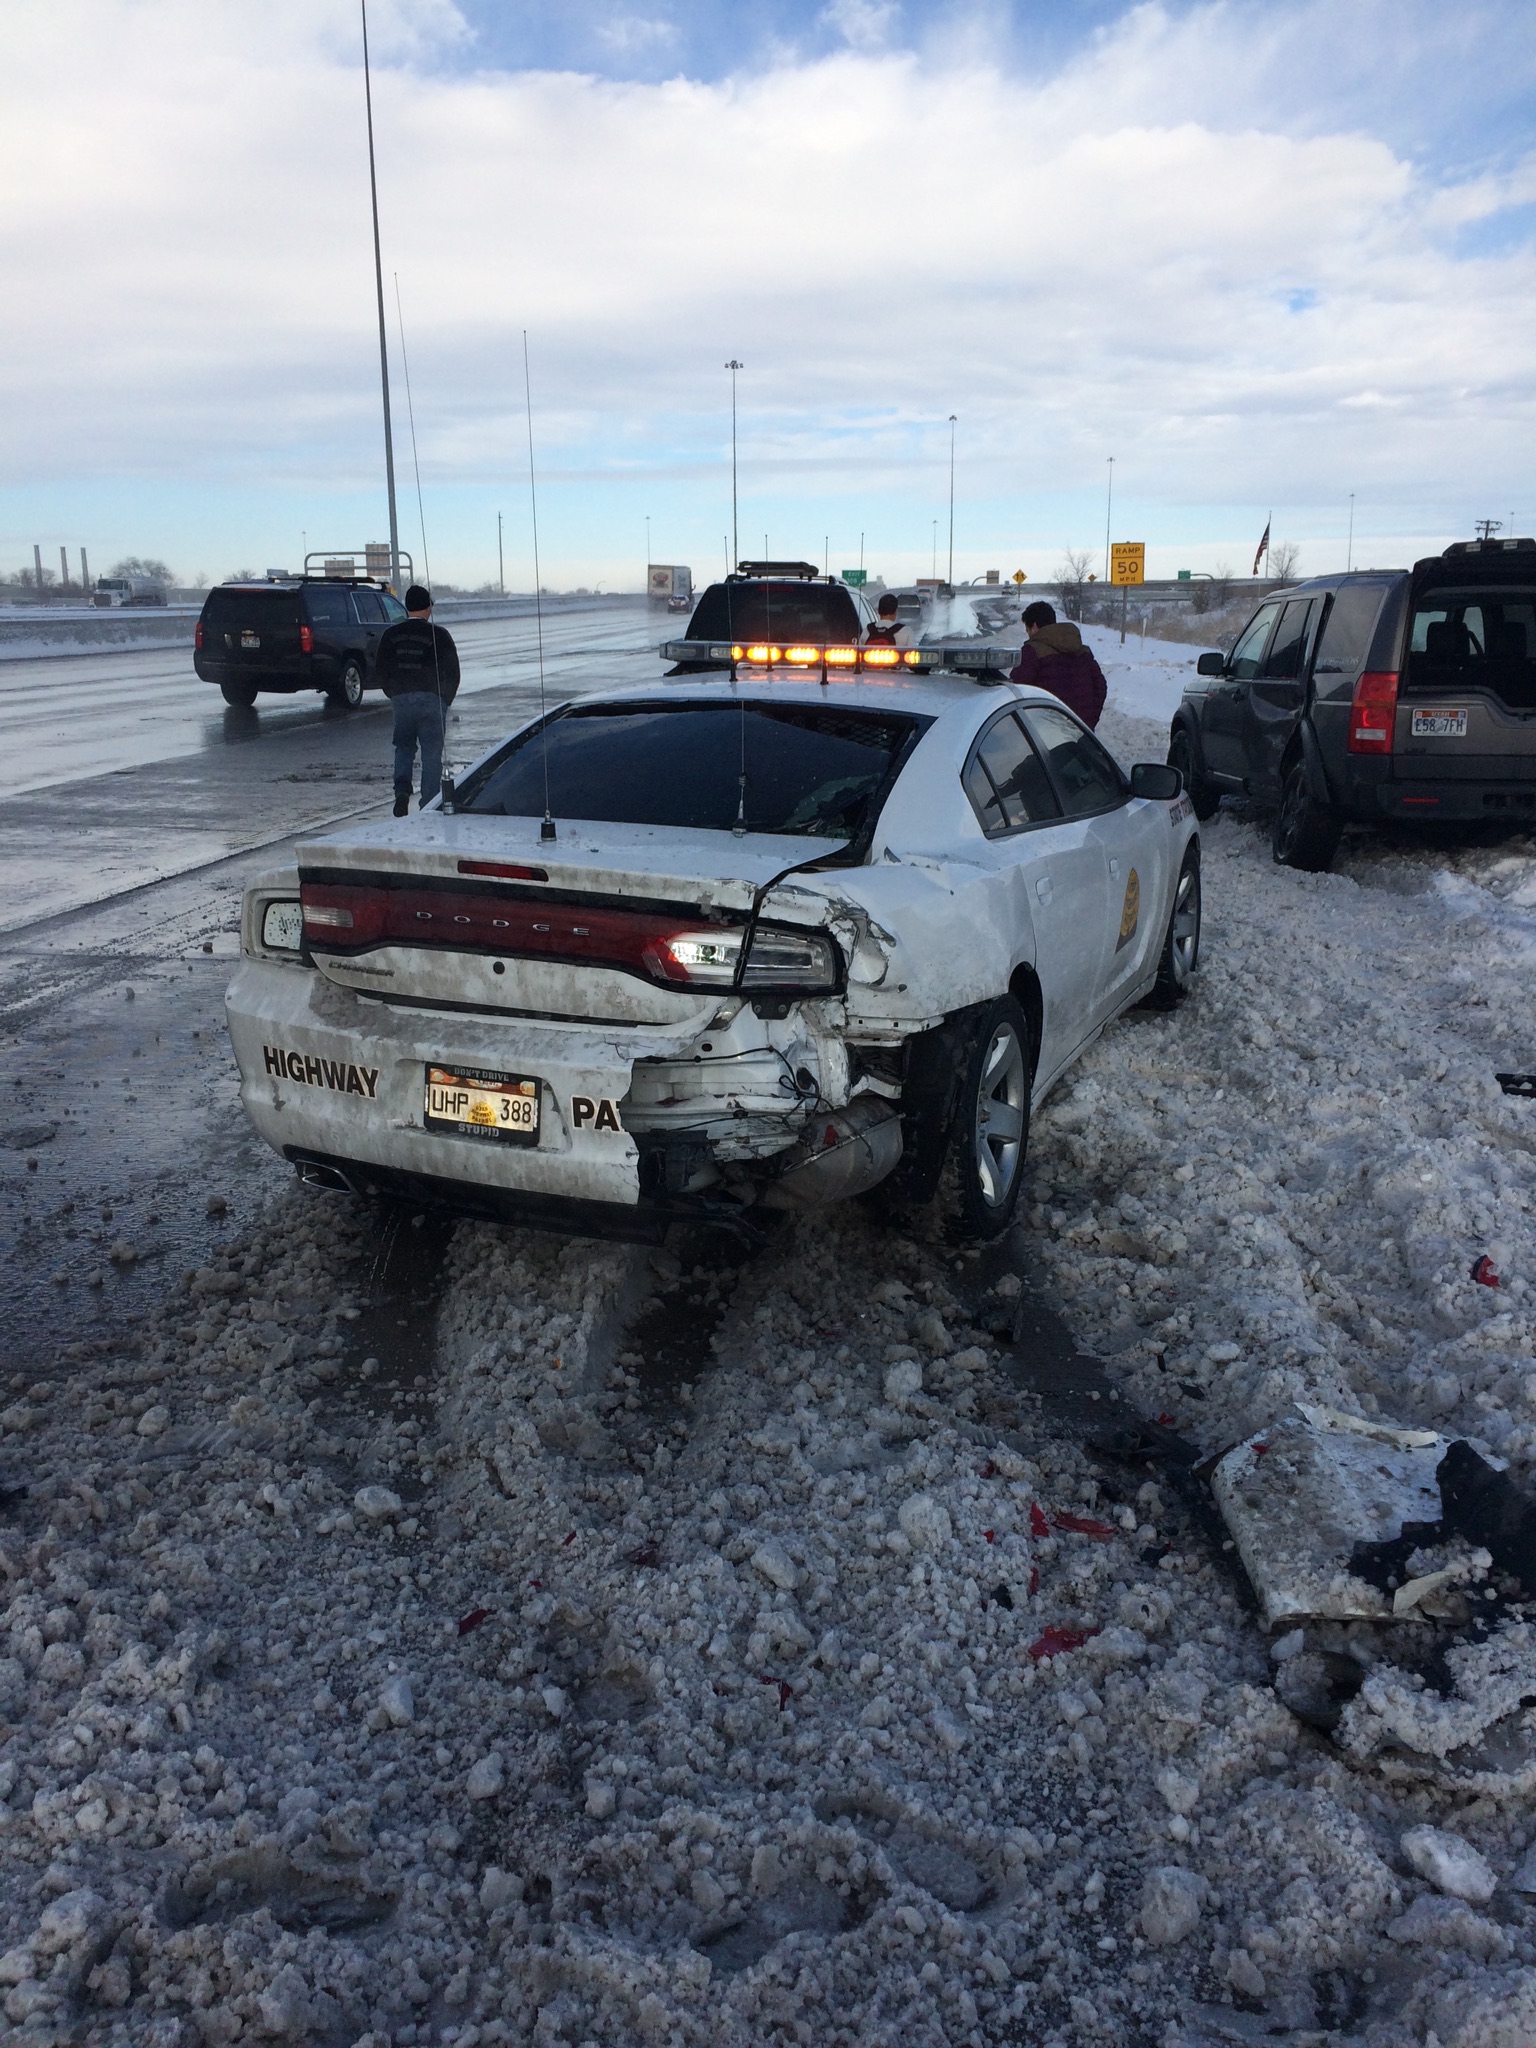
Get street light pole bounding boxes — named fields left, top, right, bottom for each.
left=947, top=414, right=957, bottom=586
left=497, top=511, right=504, bottom=596
left=1346, top=493, right=1354, bottom=574
left=359, top=0, right=401, bottom=592
left=645, top=514, right=651, bottom=592
left=724, top=361, right=743, bottom=569
left=1103, top=457, right=1114, bottom=584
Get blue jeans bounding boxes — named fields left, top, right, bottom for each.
left=392, top=692, right=446, bottom=806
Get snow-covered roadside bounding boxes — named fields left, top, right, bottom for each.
left=1070, top=690, right=1536, bottom=1484
left=2, top=661, right=1536, bottom=2045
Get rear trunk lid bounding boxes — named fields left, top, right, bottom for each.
left=1396, top=566, right=1536, bottom=776
left=293, top=812, right=844, bottom=1026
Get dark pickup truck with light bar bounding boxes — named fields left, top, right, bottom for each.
left=1168, top=537, right=1536, bottom=869
left=662, top=560, right=1015, bottom=681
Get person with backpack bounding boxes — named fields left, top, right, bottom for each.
left=863, top=593, right=914, bottom=648
left=376, top=584, right=461, bottom=814
left=1009, top=599, right=1108, bottom=728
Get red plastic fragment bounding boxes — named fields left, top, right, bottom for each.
left=527, top=1578, right=542, bottom=1590
left=979, top=1460, right=997, bottom=1479
left=1028, top=1623, right=1100, bottom=1661
left=778, top=1680, right=793, bottom=1711
left=1029, top=1503, right=1050, bottom=1538
left=562, top=1530, right=577, bottom=1546
left=1252, top=1441, right=1269, bottom=1459
left=1156, top=1412, right=1176, bottom=1427
left=457, top=1607, right=491, bottom=1637
left=1471, top=1255, right=1500, bottom=1288
left=984, top=1529, right=996, bottom=1544
left=1053, top=1512, right=1117, bottom=1540
left=1029, top=1566, right=1040, bottom=1596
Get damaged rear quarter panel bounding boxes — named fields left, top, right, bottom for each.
left=761, top=707, right=1039, bottom=1025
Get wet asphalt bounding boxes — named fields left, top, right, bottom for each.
left=0, top=599, right=668, bottom=1370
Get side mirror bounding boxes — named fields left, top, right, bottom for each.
left=1196, top=651, right=1226, bottom=676
left=1131, top=762, right=1183, bottom=801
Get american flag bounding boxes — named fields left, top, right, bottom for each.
left=1252, top=520, right=1271, bottom=577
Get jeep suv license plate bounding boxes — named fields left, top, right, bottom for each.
left=1411, top=708, right=1467, bottom=737
left=424, top=1065, right=540, bottom=1145
left=240, top=630, right=260, bottom=649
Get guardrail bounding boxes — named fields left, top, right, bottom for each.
left=0, top=591, right=641, bottom=662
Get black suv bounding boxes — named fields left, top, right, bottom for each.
left=1168, top=538, right=1536, bottom=869
left=194, top=578, right=407, bottom=709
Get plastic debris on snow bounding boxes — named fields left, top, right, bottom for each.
left=1211, top=1402, right=1449, bottom=1625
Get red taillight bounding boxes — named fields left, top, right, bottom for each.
left=194, top=620, right=204, bottom=651
left=299, top=624, right=314, bottom=654
left=299, top=879, right=741, bottom=987
left=1348, top=670, right=1399, bottom=753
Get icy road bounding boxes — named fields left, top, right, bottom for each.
left=0, top=628, right=1534, bottom=2046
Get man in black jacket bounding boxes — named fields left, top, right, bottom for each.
left=377, top=585, right=461, bottom=814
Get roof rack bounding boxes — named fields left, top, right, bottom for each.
left=1444, top=538, right=1535, bottom=555
left=732, top=560, right=822, bottom=580
left=302, top=548, right=415, bottom=584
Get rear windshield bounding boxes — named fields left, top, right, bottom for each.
left=202, top=588, right=301, bottom=629
left=1407, top=590, right=1536, bottom=708
left=685, top=581, right=863, bottom=645
left=460, top=699, right=928, bottom=841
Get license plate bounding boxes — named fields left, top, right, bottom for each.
left=240, top=630, right=260, bottom=649
left=1411, top=708, right=1468, bottom=737
left=424, top=1065, right=540, bottom=1145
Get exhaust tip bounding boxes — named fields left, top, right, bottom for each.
left=295, top=1159, right=354, bottom=1193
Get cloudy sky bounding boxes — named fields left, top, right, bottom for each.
left=3, top=0, right=1534, bottom=589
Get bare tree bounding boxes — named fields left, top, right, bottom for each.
left=1210, top=561, right=1233, bottom=609
left=109, top=555, right=174, bottom=582
left=1054, top=547, right=1094, bottom=623
left=1269, top=540, right=1301, bottom=585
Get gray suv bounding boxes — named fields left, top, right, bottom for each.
left=1168, top=537, right=1536, bottom=868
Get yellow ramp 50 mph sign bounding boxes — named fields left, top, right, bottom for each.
left=1110, top=543, right=1145, bottom=586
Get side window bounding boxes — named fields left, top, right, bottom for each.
left=962, top=712, right=1062, bottom=836
left=380, top=592, right=407, bottom=622
left=304, top=586, right=351, bottom=627
left=1260, top=598, right=1317, bottom=680
left=1317, top=586, right=1386, bottom=673
left=1227, top=603, right=1282, bottom=681
left=351, top=588, right=386, bottom=624
left=1021, top=704, right=1127, bottom=818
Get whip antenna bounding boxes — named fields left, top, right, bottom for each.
left=393, top=276, right=444, bottom=725
left=523, top=330, right=555, bottom=844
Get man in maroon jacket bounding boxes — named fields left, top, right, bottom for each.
left=1009, top=600, right=1108, bottom=729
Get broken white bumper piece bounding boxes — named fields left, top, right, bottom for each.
left=1212, top=1403, right=1449, bottom=1628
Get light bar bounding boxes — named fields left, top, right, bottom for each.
left=659, top=637, right=1014, bottom=679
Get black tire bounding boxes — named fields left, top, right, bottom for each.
left=948, top=994, right=1033, bottom=1240
left=1272, top=752, right=1341, bottom=871
left=328, top=659, right=366, bottom=711
left=1168, top=724, right=1219, bottom=821
left=1141, top=849, right=1202, bottom=1011
left=219, top=679, right=258, bottom=708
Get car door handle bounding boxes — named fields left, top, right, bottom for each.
left=1108, top=857, right=1121, bottom=878
left=1035, top=876, right=1053, bottom=904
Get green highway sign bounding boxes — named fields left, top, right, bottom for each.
left=841, top=569, right=868, bottom=586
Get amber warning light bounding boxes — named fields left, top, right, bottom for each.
left=727, top=642, right=923, bottom=669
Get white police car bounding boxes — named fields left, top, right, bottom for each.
left=226, top=667, right=1201, bottom=1240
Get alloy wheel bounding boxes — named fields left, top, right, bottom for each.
left=973, top=1020, right=1028, bottom=1210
